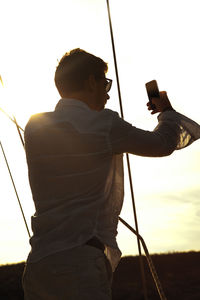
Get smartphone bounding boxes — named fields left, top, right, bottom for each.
left=145, top=80, right=160, bottom=110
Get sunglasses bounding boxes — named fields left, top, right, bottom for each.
left=105, top=78, right=112, bottom=92
left=96, top=76, right=112, bottom=92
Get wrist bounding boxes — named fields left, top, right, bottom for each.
left=162, top=106, right=175, bottom=112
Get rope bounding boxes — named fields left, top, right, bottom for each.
left=0, top=140, right=31, bottom=238
left=119, top=216, right=168, bottom=300
left=13, top=116, right=25, bottom=147
left=0, top=77, right=30, bottom=237
left=0, top=107, right=24, bottom=132
left=106, top=1, right=148, bottom=299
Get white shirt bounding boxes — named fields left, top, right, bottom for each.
left=24, top=98, right=200, bottom=271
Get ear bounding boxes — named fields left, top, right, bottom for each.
left=87, top=74, right=97, bottom=92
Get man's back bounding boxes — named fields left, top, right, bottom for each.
left=24, top=98, right=123, bottom=267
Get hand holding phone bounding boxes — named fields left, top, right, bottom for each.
left=145, top=80, right=174, bottom=114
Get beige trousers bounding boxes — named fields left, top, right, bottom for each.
left=22, top=245, right=112, bottom=300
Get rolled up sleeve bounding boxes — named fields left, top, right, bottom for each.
left=109, top=112, right=181, bottom=157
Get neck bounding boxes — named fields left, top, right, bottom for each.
left=62, top=91, right=95, bottom=110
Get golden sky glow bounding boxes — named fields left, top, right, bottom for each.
left=0, top=0, right=200, bottom=264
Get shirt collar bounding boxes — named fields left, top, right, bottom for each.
left=55, top=98, right=92, bottom=112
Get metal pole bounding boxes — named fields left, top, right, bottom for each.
left=106, top=1, right=148, bottom=299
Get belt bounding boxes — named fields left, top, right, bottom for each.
left=86, top=237, right=105, bottom=252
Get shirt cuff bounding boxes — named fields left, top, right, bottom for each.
left=158, top=111, right=200, bottom=149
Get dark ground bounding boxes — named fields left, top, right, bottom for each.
left=1, top=251, right=200, bottom=299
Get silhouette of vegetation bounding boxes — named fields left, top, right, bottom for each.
left=0, top=262, right=24, bottom=300
left=112, top=251, right=200, bottom=300
left=1, top=251, right=200, bottom=299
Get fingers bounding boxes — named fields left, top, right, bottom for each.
left=159, top=91, right=169, bottom=102
left=150, top=108, right=159, bottom=114
left=160, top=91, right=167, bottom=97
left=146, top=102, right=158, bottom=114
left=146, top=90, right=173, bottom=114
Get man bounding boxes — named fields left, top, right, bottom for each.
left=22, top=48, right=200, bottom=299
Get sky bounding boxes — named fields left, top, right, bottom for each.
left=0, top=0, right=200, bottom=265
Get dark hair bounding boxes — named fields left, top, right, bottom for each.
left=54, top=48, right=108, bottom=96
